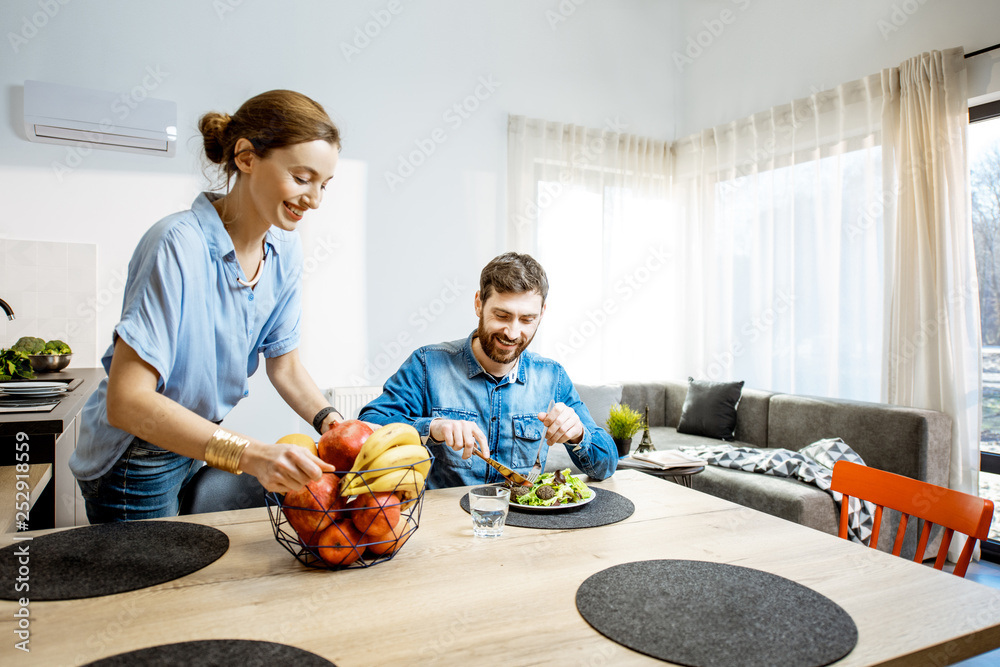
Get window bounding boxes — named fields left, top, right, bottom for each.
left=711, top=146, right=884, bottom=400
left=534, top=182, right=675, bottom=383
left=969, top=101, right=1000, bottom=551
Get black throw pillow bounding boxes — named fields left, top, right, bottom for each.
left=676, top=378, right=744, bottom=440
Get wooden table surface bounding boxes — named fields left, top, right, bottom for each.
left=3, top=469, right=1000, bottom=666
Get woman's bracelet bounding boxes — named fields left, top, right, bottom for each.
left=204, top=428, right=250, bottom=474
left=312, top=406, right=344, bottom=434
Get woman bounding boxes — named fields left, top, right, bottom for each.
left=70, top=90, right=347, bottom=523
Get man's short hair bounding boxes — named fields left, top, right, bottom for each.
left=479, top=252, right=549, bottom=305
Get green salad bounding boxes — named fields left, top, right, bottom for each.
left=512, top=469, right=593, bottom=507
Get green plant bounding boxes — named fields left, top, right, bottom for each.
left=606, top=403, right=644, bottom=440
left=0, top=348, right=35, bottom=381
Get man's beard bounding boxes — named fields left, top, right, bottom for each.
left=476, top=316, right=535, bottom=365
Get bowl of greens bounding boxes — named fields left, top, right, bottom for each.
left=12, top=337, right=73, bottom=372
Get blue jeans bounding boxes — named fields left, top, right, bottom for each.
left=78, top=437, right=203, bottom=523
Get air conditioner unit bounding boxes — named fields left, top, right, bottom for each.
left=23, top=79, right=177, bottom=157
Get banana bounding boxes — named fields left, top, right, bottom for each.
left=339, top=444, right=430, bottom=489
left=397, top=487, right=420, bottom=512
left=366, top=444, right=432, bottom=479
left=339, top=459, right=404, bottom=490
left=350, top=423, right=422, bottom=472
left=341, top=467, right=425, bottom=497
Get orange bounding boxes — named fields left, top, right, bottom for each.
left=278, top=433, right=318, bottom=458
left=365, top=517, right=411, bottom=556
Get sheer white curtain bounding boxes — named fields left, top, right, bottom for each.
left=880, top=48, right=981, bottom=500
left=506, top=116, right=673, bottom=383
left=507, top=50, right=980, bottom=508
left=671, top=77, right=886, bottom=400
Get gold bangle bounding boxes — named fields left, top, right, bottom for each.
left=204, top=428, right=250, bottom=474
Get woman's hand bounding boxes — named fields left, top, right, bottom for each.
left=239, top=442, right=336, bottom=494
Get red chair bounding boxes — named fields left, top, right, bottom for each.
left=831, top=460, right=994, bottom=577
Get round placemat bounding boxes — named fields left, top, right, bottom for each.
left=459, top=487, right=634, bottom=529
left=576, top=560, right=857, bottom=667
left=82, top=639, right=334, bottom=666
left=0, top=521, right=229, bottom=601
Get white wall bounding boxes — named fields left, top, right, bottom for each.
left=673, top=0, right=1000, bottom=138
left=0, top=0, right=677, bottom=441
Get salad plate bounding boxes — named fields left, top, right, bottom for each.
left=509, top=490, right=596, bottom=512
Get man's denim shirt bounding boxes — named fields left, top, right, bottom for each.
left=359, top=333, right=619, bottom=489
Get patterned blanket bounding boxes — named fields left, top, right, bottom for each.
left=680, top=438, right=875, bottom=544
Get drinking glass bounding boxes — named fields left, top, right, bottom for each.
left=469, top=486, right=510, bottom=538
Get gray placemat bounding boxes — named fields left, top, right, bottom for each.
left=576, top=560, right=858, bottom=667
left=0, top=521, right=229, bottom=601
left=459, top=487, right=634, bottom=529
left=82, top=640, right=334, bottom=666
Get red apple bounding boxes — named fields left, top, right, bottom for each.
left=318, top=419, right=374, bottom=471
left=316, top=520, right=363, bottom=566
left=281, top=473, right=344, bottom=545
left=351, top=492, right=401, bottom=540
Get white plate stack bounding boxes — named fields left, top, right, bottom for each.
left=0, top=381, right=70, bottom=399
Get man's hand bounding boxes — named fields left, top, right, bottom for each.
left=537, top=402, right=585, bottom=446
left=429, top=419, right=490, bottom=459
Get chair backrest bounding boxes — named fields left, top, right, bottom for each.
left=178, top=465, right=267, bottom=516
left=831, top=460, right=994, bottom=577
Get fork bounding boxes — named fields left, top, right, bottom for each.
left=526, top=400, right=555, bottom=483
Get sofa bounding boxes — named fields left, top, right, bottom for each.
left=555, top=380, right=953, bottom=556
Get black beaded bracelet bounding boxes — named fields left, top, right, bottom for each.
left=312, top=406, right=343, bottom=434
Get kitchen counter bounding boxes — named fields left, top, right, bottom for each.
left=0, top=367, right=105, bottom=437
left=1, top=367, right=104, bottom=530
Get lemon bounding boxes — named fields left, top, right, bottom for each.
left=277, top=433, right=318, bottom=458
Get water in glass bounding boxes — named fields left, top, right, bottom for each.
left=469, top=486, right=510, bottom=538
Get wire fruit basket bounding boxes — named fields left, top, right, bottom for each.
left=265, top=463, right=427, bottom=570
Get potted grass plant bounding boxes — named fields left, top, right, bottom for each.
left=606, top=403, right=645, bottom=457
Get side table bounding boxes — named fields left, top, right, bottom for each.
left=616, top=460, right=705, bottom=488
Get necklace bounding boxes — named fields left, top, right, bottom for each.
left=237, top=249, right=265, bottom=288
left=224, top=218, right=265, bottom=288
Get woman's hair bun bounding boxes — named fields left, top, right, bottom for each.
left=198, top=112, right=231, bottom=164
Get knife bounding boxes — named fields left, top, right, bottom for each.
left=471, top=447, right=533, bottom=487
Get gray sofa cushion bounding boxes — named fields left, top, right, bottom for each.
left=576, top=383, right=622, bottom=432
left=691, top=466, right=840, bottom=535
left=677, top=379, right=745, bottom=440
left=732, top=389, right=773, bottom=447
left=621, top=383, right=668, bottom=428
left=645, top=426, right=753, bottom=450
left=766, top=394, right=952, bottom=488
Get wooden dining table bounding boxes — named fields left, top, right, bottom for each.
left=3, top=469, right=1000, bottom=666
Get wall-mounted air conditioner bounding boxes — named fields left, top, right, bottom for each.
left=23, top=80, right=177, bottom=157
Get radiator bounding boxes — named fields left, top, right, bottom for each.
left=324, top=386, right=382, bottom=420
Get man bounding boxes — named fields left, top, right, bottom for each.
left=360, top=252, right=618, bottom=489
